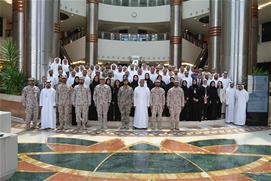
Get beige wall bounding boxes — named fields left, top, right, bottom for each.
left=60, top=0, right=209, bottom=20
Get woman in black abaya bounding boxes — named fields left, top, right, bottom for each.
left=207, top=81, right=219, bottom=120
left=88, top=75, right=99, bottom=121
left=188, top=79, right=202, bottom=121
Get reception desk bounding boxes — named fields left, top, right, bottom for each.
left=0, top=132, right=17, bottom=180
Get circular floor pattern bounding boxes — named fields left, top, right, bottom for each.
left=10, top=137, right=271, bottom=181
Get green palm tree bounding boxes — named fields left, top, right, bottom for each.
left=0, top=40, right=26, bottom=95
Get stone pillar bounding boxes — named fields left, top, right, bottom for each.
left=209, top=0, right=221, bottom=73
left=247, top=0, right=258, bottom=74
left=52, top=0, right=60, bottom=59
left=86, top=0, right=98, bottom=65
left=170, top=0, right=182, bottom=68
left=27, top=0, right=54, bottom=80
left=222, top=0, right=249, bottom=83
left=12, top=0, right=25, bottom=72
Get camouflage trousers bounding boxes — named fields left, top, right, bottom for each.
left=169, top=107, right=182, bottom=130
left=58, top=105, right=72, bottom=128
left=25, top=105, right=39, bottom=127
left=151, top=105, right=163, bottom=130
left=119, top=105, right=131, bottom=129
left=97, top=103, right=109, bottom=129
left=75, top=105, right=88, bottom=127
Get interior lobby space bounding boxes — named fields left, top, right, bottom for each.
left=0, top=0, right=271, bottom=180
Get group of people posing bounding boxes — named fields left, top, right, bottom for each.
left=21, top=58, right=249, bottom=131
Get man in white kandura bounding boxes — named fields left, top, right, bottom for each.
left=234, top=83, right=249, bottom=126
left=40, top=80, right=57, bottom=129
left=133, top=79, right=150, bottom=129
left=225, top=82, right=236, bottom=123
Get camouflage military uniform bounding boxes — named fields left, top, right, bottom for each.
left=150, top=87, right=165, bottom=130
left=93, top=84, right=112, bottom=129
left=56, top=83, right=73, bottom=129
left=118, top=85, right=133, bottom=129
left=21, top=85, right=40, bottom=128
left=167, top=87, right=185, bottom=130
left=72, top=85, right=91, bottom=129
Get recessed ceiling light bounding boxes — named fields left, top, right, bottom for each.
left=61, top=20, right=64, bottom=23
left=194, top=17, right=197, bottom=20
left=71, top=14, right=74, bottom=17
left=203, top=24, right=206, bottom=27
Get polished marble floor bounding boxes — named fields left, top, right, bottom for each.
left=8, top=123, right=271, bottom=181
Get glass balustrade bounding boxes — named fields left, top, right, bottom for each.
left=99, top=0, right=171, bottom=7
left=62, top=30, right=206, bottom=49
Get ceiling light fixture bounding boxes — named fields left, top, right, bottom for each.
left=258, top=1, right=271, bottom=9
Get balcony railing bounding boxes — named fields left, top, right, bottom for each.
left=99, top=0, right=170, bottom=7
left=99, top=32, right=169, bottom=41
left=62, top=30, right=207, bottom=49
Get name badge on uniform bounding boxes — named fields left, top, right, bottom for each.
left=194, top=89, right=196, bottom=94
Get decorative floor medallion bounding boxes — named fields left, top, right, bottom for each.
left=9, top=137, right=271, bottom=181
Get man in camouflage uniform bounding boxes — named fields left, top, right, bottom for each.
left=167, top=81, right=185, bottom=130
left=150, top=80, right=165, bottom=130
left=21, top=78, right=40, bottom=129
left=56, top=75, right=73, bottom=130
left=93, top=76, right=112, bottom=129
left=118, top=79, right=133, bottom=129
left=72, top=77, right=91, bottom=129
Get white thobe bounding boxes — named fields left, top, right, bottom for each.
left=225, top=87, right=236, bottom=123
left=75, top=71, right=82, bottom=77
left=47, top=76, right=58, bottom=88
left=84, top=76, right=91, bottom=88
left=40, top=88, right=56, bottom=129
left=219, top=77, right=231, bottom=89
left=62, top=63, right=69, bottom=73
left=178, top=72, right=185, bottom=81
left=182, top=76, right=193, bottom=88
left=51, top=63, right=61, bottom=76
left=234, top=89, right=249, bottom=126
left=162, top=74, right=170, bottom=85
left=67, top=76, right=75, bottom=87
left=114, top=71, right=124, bottom=81
left=133, top=86, right=150, bottom=128
left=150, top=73, right=158, bottom=83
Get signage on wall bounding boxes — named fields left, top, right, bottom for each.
left=246, top=75, right=269, bottom=126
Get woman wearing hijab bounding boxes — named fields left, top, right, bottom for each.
left=130, top=75, right=139, bottom=90
left=200, top=79, right=210, bottom=120
left=106, top=78, right=114, bottom=121
left=207, top=81, right=219, bottom=120
left=217, top=80, right=225, bottom=119
left=71, top=76, right=79, bottom=125
left=158, top=75, right=170, bottom=117
left=180, top=80, right=190, bottom=121
left=88, top=75, right=100, bottom=121
left=130, top=75, right=139, bottom=117
left=188, top=79, right=202, bottom=121
left=112, top=79, right=121, bottom=121
left=72, top=76, right=79, bottom=88
left=145, top=73, right=154, bottom=90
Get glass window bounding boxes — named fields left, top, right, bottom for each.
left=112, top=0, right=121, bottom=5
left=122, top=0, right=129, bottom=6
left=157, top=0, right=165, bottom=5
left=130, top=0, right=139, bottom=7
left=140, top=0, right=147, bottom=7
left=103, top=0, right=111, bottom=4
left=165, top=0, right=170, bottom=5
left=148, top=0, right=156, bottom=6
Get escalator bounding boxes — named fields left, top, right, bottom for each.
left=194, top=47, right=208, bottom=68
